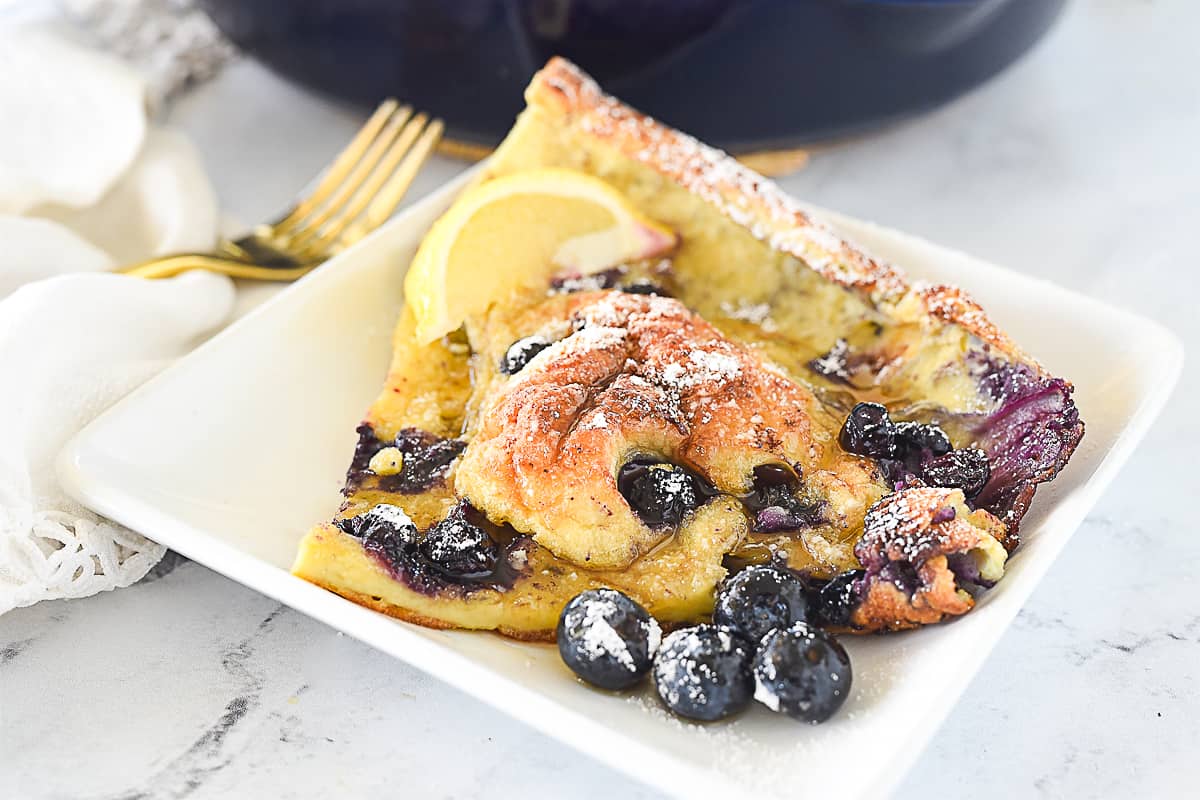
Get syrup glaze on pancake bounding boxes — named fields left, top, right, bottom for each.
left=292, top=58, right=1083, bottom=638
left=456, top=291, right=883, bottom=572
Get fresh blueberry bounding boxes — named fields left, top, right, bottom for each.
left=753, top=623, right=852, bottom=724
left=652, top=625, right=754, bottom=721
left=894, top=421, right=952, bottom=458
left=920, top=448, right=991, bottom=498
left=557, top=589, right=662, bottom=690
left=420, top=504, right=497, bottom=575
left=617, top=461, right=702, bottom=527
left=499, top=335, right=551, bottom=375
left=838, top=402, right=896, bottom=458
left=713, top=565, right=809, bottom=643
left=812, top=570, right=865, bottom=628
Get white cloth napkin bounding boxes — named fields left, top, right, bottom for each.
left=0, top=27, right=235, bottom=613
left=0, top=273, right=233, bottom=611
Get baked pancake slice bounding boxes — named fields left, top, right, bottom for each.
left=293, top=58, right=1083, bottom=639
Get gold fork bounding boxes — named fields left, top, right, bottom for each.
left=120, top=100, right=444, bottom=280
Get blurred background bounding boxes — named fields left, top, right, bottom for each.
left=192, top=0, right=1067, bottom=153
left=7, top=0, right=1072, bottom=159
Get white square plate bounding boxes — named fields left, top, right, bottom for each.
left=59, top=170, right=1182, bottom=799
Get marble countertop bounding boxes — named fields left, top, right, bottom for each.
left=2, top=3, right=1197, bottom=798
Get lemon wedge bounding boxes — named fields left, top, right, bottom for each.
left=404, top=168, right=677, bottom=343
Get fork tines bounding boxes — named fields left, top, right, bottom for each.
left=270, top=100, right=444, bottom=257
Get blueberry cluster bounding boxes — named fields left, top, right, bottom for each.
left=920, top=448, right=990, bottom=497
left=555, top=566, right=854, bottom=724
left=337, top=501, right=502, bottom=583
left=838, top=402, right=991, bottom=498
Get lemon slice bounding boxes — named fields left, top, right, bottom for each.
left=404, top=168, right=677, bottom=343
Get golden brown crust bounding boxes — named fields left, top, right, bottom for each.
left=851, top=487, right=1010, bottom=632
left=307, top=577, right=556, bottom=643
left=916, top=283, right=1037, bottom=374
left=456, top=291, right=877, bottom=569
left=526, top=57, right=1043, bottom=376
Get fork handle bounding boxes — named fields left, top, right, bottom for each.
left=117, top=253, right=315, bottom=282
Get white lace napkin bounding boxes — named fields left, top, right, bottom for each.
left=0, top=27, right=234, bottom=613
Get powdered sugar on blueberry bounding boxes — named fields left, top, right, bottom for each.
left=557, top=588, right=661, bottom=690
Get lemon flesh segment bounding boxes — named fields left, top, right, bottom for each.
left=405, top=168, right=677, bottom=344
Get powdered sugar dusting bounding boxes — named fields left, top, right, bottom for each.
left=559, top=323, right=627, bottom=351
left=545, top=59, right=905, bottom=299
left=575, top=591, right=662, bottom=673
left=916, top=281, right=1041, bottom=374
left=688, top=349, right=741, bottom=384
left=859, top=487, right=959, bottom=566
left=580, top=410, right=609, bottom=430
left=605, top=633, right=915, bottom=798
left=530, top=57, right=1058, bottom=380
left=552, top=271, right=614, bottom=294
left=567, top=293, right=746, bottom=397
left=753, top=674, right=782, bottom=712
left=581, top=600, right=637, bottom=672
left=654, top=627, right=733, bottom=708
left=720, top=299, right=778, bottom=332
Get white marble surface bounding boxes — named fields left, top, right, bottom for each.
left=2, top=2, right=1198, bottom=797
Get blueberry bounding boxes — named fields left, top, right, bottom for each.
left=807, top=338, right=851, bottom=383
left=745, top=464, right=801, bottom=509
left=753, top=623, right=852, bottom=724
left=652, top=625, right=754, bottom=721
left=336, top=503, right=418, bottom=543
left=920, top=448, right=991, bottom=498
left=389, top=429, right=466, bottom=493
left=557, top=589, right=662, bottom=690
left=894, top=421, right=952, bottom=458
left=713, top=565, right=809, bottom=643
left=838, top=402, right=896, bottom=458
left=617, top=461, right=702, bottom=528
left=343, top=504, right=419, bottom=568
left=946, top=551, right=985, bottom=586
left=420, top=504, right=497, bottom=575
left=743, top=464, right=825, bottom=532
left=813, top=570, right=865, bottom=628
left=499, top=335, right=551, bottom=375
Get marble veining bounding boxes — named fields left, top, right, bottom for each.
left=1, top=637, right=33, bottom=666
left=2, top=1, right=1198, bottom=798
left=121, top=604, right=288, bottom=800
